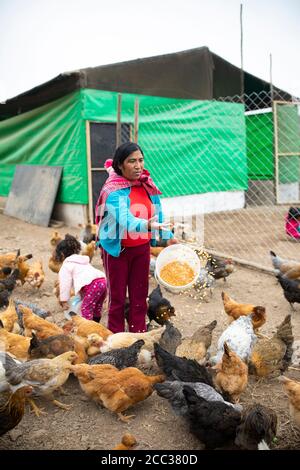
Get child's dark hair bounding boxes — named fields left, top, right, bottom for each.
left=55, top=234, right=81, bottom=262
left=287, top=207, right=300, bottom=220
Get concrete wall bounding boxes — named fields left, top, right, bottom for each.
left=245, top=180, right=299, bottom=205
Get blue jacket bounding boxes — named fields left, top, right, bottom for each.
left=98, top=187, right=173, bottom=257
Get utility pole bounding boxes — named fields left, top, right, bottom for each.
left=270, top=53, right=274, bottom=103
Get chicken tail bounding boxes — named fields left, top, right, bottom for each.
left=223, top=342, right=231, bottom=357
left=275, top=315, right=294, bottom=371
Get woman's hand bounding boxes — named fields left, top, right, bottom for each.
left=148, top=216, right=173, bottom=232
left=166, top=237, right=179, bottom=245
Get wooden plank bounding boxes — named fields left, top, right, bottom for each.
left=4, top=165, right=62, bottom=227
left=85, top=120, right=94, bottom=223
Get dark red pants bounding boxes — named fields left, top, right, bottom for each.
left=102, top=243, right=150, bottom=333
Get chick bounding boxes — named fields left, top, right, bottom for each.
left=112, top=433, right=137, bottom=450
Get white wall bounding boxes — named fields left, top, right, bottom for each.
left=160, top=191, right=245, bottom=218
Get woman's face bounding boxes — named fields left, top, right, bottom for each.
left=119, top=150, right=144, bottom=181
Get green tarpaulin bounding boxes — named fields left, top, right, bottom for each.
left=0, top=88, right=248, bottom=203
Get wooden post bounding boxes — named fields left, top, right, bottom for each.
left=134, top=99, right=139, bottom=143
left=240, top=4, right=244, bottom=101
left=273, top=101, right=280, bottom=204
left=85, top=120, right=94, bottom=223
left=270, top=53, right=274, bottom=103
left=116, top=94, right=122, bottom=149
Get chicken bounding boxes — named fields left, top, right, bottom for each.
left=48, top=253, right=62, bottom=274
left=0, top=250, right=20, bottom=272
left=80, top=223, right=97, bottom=244
left=278, top=376, right=300, bottom=427
left=0, top=299, right=20, bottom=333
left=72, top=363, right=164, bottom=422
left=100, top=327, right=165, bottom=353
left=0, top=386, right=33, bottom=436
left=80, top=240, right=96, bottom=261
left=249, top=315, right=294, bottom=377
left=155, top=380, right=242, bottom=417
left=0, top=324, right=31, bottom=361
left=28, top=333, right=75, bottom=359
left=158, top=321, right=182, bottom=355
left=25, top=260, right=45, bottom=288
left=1, top=351, right=78, bottom=415
left=182, top=385, right=241, bottom=449
left=193, top=268, right=216, bottom=299
left=270, top=250, right=300, bottom=275
left=50, top=231, right=62, bottom=247
left=214, top=342, right=248, bottom=403
left=282, top=265, right=300, bottom=280
left=14, top=300, right=50, bottom=323
left=112, top=433, right=137, bottom=450
left=20, top=305, right=63, bottom=339
left=206, top=256, right=234, bottom=282
left=176, top=320, right=217, bottom=363
left=235, top=404, right=278, bottom=450
left=0, top=289, right=10, bottom=308
left=88, top=339, right=145, bottom=369
left=154, top=343, right=214, bottom=386
left=0, top=269, right=20, bottom=293
left=221, top=292, right=266, bottom=331
left=147, top=285, right=175, bottom=326
left=276, top=275, right=300, bottom=310
left=211, top=315, right=257, bottom=364
left=67, top=312, right=112, bottom=340
left=15, top=254, right=33, bottom=285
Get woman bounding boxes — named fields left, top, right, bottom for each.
left=95, top=142, right=177, bottom=333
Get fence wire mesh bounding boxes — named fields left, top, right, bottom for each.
left=137, top=91, right=300, bottom=270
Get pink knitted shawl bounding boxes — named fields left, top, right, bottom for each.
left=95, top=168, right=161, bottom=225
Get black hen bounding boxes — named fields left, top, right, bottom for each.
left=88, top=339, right=145, bottom=369
left=154, top=343, right=214, bottom=386
left=0, top=289, right=10, bottom=308
left=235, top=404, right=277, bottom=450
left=147, top=285, right=175, bottom=325
left=182, top=385, right=241, bottom=449
left=206, top=256, right=234, bottom=282
left=0, top=269, right=20, bottom=292
left=277, top=274, right=300, bottom=309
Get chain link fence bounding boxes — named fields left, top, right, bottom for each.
left=136, top=91, right=300, bottom=270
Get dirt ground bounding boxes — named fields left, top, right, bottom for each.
left=0, top=212, right=299, bottom=451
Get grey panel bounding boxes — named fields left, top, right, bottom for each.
left=4, top=165, right=62, bottom=227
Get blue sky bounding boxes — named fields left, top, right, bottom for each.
left=0, top=0, right=299, bottom=101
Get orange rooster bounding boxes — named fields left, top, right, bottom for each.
left=221, top=292, right=266, bottom=331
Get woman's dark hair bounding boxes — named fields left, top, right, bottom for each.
left=287, top=207, right=300, bottom=220
left=55, top=234, right=81, bottom=262
left=112, top=142, right=144, bottom=175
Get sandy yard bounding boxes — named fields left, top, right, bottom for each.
left=0, top=212, right=299, bottom=451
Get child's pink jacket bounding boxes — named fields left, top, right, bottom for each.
left=59, top=254, right=105, bottom=301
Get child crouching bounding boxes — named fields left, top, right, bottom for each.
left=57, top=234, right=107, bottom=322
